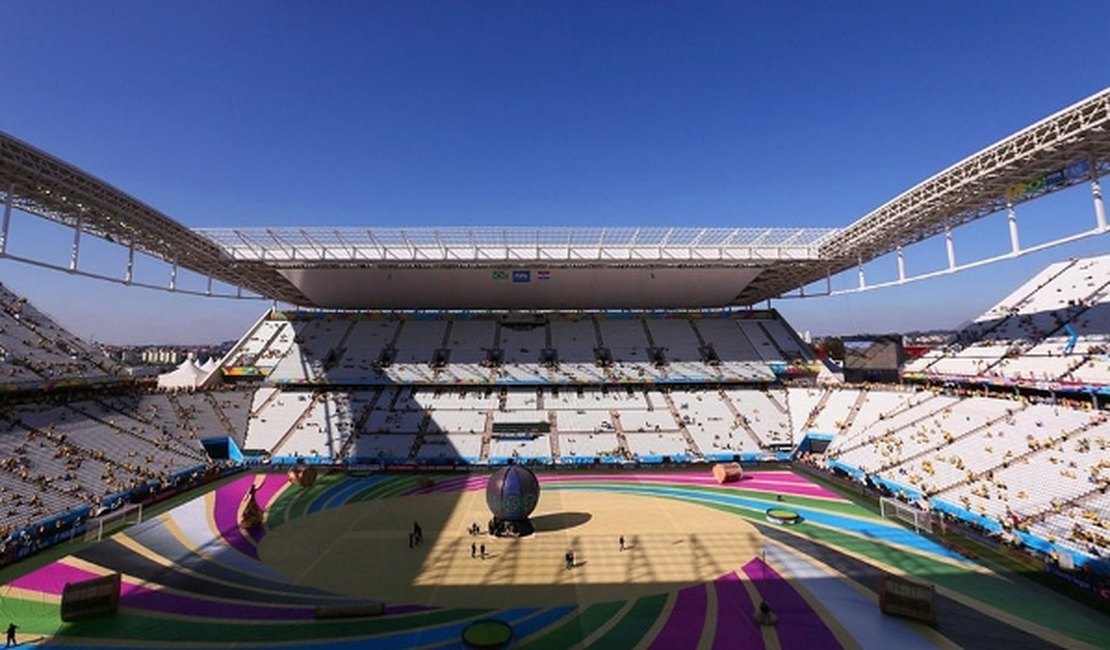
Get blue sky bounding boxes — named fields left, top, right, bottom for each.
left=1, top=2, right=1107, bottom=344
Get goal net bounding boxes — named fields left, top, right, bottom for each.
left=85, top=504, right=143, bottom=542
left=879, top=497, right=932, bottom=534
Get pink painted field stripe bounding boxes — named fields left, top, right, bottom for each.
left=212, top=475, right=260, bottom=559
left=649, top=583, right=707, bottom=649
left=742, top=558, right=841, bottom=649
left=119, top=582, right=316, bottom=620
left=253, top=473, right=288, bottom=509
left=711, top=571, right=764, bottom=650
left=10, top=561, right=102, bottom=595
left=429, top=476, right=488, bottom=493
left=245, top=474, right=290, bottom=543
left=539, top=474, right=841, bottom=499
left=403, top=475, right=487, bottom=495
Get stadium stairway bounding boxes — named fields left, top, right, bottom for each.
left=718, top=389, right=767, bottom=449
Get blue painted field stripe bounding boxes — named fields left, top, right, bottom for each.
left=310, top=476, right=389, bottom=515
left=549, top=483, right=970, bottom=565
left=306, top=479, right=357, bottom=515
left=358, top=606, right=538, bottom=649
left=500, top=605, right=577, bottom=643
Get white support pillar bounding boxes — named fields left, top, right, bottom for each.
left=169, top=259, right=177, bottom=291
left=944, top=222, right=956, bottom=271
left=1093, top=161, right=1107, bottom=231
left=0, top=184, right=13, bottom=255
left=69, top=219, right=82, bottom=272
left=206, top=277, right=213, bottom=296
left=125, top=241, right=135, bottom=284
left=1007, top=202, right=1020, bottom=254
left=896, top=245, right=906, bottom=282
left=857, top=256, right=866, bottom=290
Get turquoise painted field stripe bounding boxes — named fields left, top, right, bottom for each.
left=311, top=476, right=389, bottom=514
left=549, top=482, right=969, bottom=564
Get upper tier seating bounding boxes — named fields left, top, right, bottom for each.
left=905, top=254, right=1110, bottom=388
left=0, top=283, right=122, bottom=386
left=223, top=311, right=810, bottom=385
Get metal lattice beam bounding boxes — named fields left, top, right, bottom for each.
left=2, top=87, right=1109, bottom=310
left=735, top=86, right=1110, bottom=304
left=0, top=131, right=309, bottom=304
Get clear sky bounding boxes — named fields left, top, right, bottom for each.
left=1, top=2, right=1108, bottom=344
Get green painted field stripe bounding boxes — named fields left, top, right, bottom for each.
left=352, top=476, right=415, bottom=501
left=0, top=597, right=63, bottom=637
left=357, top=475, right=424, bottom=500
left=549, top=480, right=879, bottom=519
left=587, top=593, right=668, bottom=649
left=378, top=475, right=440, bottom=498
left=516, top=601, right=624, bottom=650
left=794, top=525, right=1110, bottom=647
left=285, top=477, right=344, bottom=522
left=53, top=606, right=489, bottom=643
left=264, top=485, right=301, bottom=528
left=268, top=474, right=341, bottom=527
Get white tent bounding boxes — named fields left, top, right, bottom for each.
left=157, top=357, right=207, bottom=390
left=197, top=356, right=223, bottom=387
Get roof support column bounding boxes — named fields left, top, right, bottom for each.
left=944, top=221, right=956, bottom=271
left=69, top=218, right=82, bottom=272
left=896, top=245, right=906, bottom=282
left=1007, top=202, right=1020, bottom=254
left=0, top=184, right=13, bottom=255
left=1092, top=160, right=1107, bottom=231
left=169, top=259, right=177, bottom=291
left=125, top=241, right=135, bottom=284
left=206, top=276, right=213, bottom=296
left=857, top=256, right=866, bottom=290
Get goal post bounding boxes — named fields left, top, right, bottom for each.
left=85, top=503, right=143, bottom=542
left=879, top=497, right=932, bottom=535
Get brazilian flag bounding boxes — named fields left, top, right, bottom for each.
left=492, top=270, right=508, bottom=281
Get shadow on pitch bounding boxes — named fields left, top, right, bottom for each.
left=530, top=512, right=592, bottom=532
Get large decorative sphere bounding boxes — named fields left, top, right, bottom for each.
left=485, top=466, right=540, bottom=522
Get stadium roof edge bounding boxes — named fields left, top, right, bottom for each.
left=2, top=86, right=1109, bottom=309
left=736, top=86, right=1110, bottom=303
left=0, top=130, right=311, bottom=305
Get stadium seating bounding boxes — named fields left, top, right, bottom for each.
left=0, top=283, right=122, bottom=386
left=4, top=255, right=1110, bottom=569
left=904, top=254, right=1110, bottom=388
left=221, top=310, right=808, bottom=385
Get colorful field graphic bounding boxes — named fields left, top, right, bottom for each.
left=1, top=470, right=1106, bottom=648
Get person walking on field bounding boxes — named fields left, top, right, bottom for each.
left=5, top=622, right=16, bottom=648
left=619, top=535, right=625, bottom=551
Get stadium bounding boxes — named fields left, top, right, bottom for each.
left=0, top=77, right=1109, bottom=650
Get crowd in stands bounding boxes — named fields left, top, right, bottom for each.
left=0, top=283, right=123, bottom=385
left=4, top=254, right=1110, bottom=581
left=223, top=310, right=813, bottom=386
left=905, top=254, right=1110, bottom=387
left=244, top=385, right=805, bottom=465
left=0, top=278, right=255, bottom=563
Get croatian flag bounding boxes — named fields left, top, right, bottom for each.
left=537, top=270, right=551, bottom=281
